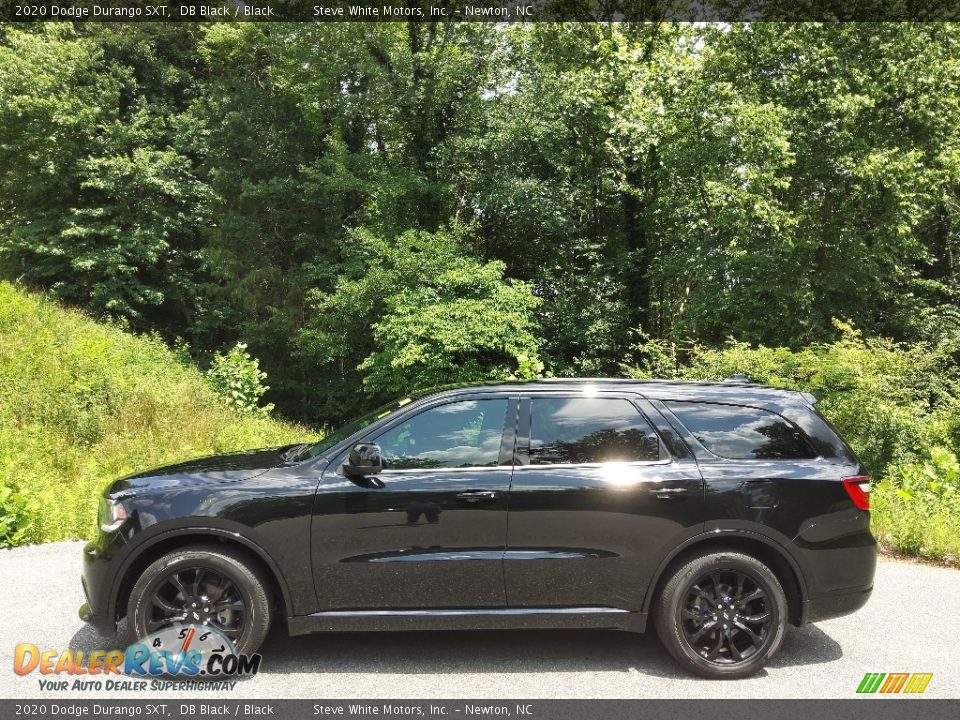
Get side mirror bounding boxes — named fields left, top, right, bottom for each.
left=343, top=442, right=383, bottom=477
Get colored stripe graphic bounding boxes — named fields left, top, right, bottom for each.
left=857, top=673, right=885, bottom=693
left=856, top=672, right=932, bottom=694
left=903, top=673, right=933, bottom=694
left=880, top=673, right=909, bottom=693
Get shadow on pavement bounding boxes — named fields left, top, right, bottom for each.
left=253, top=623, right=842, bottom=678
left=768, top=623, right=843, bottom=668
left=68, top=619, right=125, bottom=653
left=66, top=620, right=841, bottom=680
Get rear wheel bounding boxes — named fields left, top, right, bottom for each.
left=126, top=545, right=272, bottom=656
left=654, top=550, right=787, bottom=679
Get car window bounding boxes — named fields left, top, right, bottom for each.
left=665, top=401, right=817, bottom=460
left=375, top=399, right=509, bottom=470
left=529, top=397, right=661, bottom=465
left=299, top=396, right=415, bottom=460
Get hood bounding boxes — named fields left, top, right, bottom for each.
left=106, top=444, right=300, bottom=495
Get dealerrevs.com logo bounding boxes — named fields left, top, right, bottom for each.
left=856, top=673, right=933, bottom=694
left=14, top=625, right=261, bottom=692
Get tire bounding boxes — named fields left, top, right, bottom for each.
left=653, top=550, right=787, bottom=679
left=126, top=544, right=272, bottom=657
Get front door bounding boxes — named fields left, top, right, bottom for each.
left=505, top=392, right=704, bottom=609
left=312, top=394, right=517, bottom=609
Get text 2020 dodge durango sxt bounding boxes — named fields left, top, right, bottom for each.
left=80, top=378, right=875, bottom=678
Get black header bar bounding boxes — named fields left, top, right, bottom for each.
left=1, top=0, right=959, bottom=23
left=1, top=700, right=959, bottom=720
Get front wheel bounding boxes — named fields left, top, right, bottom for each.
left=126, top=545, right=272, bottom=657
left=653, top=550, right=787, bottom=679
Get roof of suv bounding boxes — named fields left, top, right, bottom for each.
left=423, top=378, right=814, bottom=407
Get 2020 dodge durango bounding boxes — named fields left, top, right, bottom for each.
left=80, top=378, right=876, bottom=678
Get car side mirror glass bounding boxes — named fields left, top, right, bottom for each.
left=343, top=442, right=383, bottom=477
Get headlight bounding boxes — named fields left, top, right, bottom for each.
left=98, top=497, right=128, bottom=533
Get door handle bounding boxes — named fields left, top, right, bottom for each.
left=456, top=490, right=498, bottom=503
left=651, top=487, right=690, bottom=500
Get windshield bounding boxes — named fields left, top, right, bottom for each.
left=297, top=397, right=415, bottom=461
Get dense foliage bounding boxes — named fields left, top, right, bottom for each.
left=1, top=22, right=959, bottom=559
left=0, top=283, right=309, bottom=546
left=3, top=23, right=957, bottom=425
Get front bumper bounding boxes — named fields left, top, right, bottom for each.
left=79, top=533, right=129, bottom=634
left=77, top=600, right=114, bottom=633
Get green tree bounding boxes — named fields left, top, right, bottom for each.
left=298, top=227, right=541, bottom=415
left=0, top=25, right=210, bottom=331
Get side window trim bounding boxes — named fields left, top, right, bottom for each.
left=650, top=400, right=714, bottom=462
left=515, top=392, right=672, bottom=469
left=367, top=393, right=518, bottom=473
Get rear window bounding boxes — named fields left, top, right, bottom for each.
left=530, top=397, right=661, bottom=465
left=665, top=401, right=816, bottom=460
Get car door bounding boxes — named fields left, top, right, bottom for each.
left=312, top=393, right=517, bottom=609
left=504, top=391, right=704, bottom=610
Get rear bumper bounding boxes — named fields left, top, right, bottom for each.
left=802, top=584, right=873, bottom=624
left=792, top=506, right=877, bottom=624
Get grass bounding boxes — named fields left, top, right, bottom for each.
left=870, top=450, right=960, bottom=566
left=0, top=282, right=314, bottom=545
left=871, top=495, right=960, bottom=565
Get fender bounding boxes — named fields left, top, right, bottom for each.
left=108, top=524, right=295, bottom=622
left=640, top=527, right=810, bottom=616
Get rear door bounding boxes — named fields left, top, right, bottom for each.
left=504, top=391, right=704, bottom=609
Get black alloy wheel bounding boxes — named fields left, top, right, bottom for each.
left=127, top=545, right=273, bottom=656
left=680, top=569, right=773, bottom=664
left=654, top=550, right=788, bottom=679
left=146, top=566, right=246, bottom=640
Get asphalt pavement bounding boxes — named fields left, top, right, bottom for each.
left=1, top=541, right=957, bottom=699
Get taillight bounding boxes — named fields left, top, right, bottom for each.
left=843, top=475, right=871, bottom=511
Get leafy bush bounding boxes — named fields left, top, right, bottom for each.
left=0, top=282, right=312, bottom=544
left=872, top=448, right=960, bottom=564
left=0, top=481, right=30, bottom=548
left=206, top=342, right=275, bottom=416
left=626, top=322, right=959, bottom=478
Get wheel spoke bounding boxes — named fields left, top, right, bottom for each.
left=216, top=600, right=244, bottom=612
left=727, top=629, right=744, bottom=661
left=207, top=576, right=231, bottom=604
left=192, top=568, right=207, bottom=601
left=167, top=572, right=187, bottom=598
left=145, top=616, right=170, bottom=632
left=689, top=620, right=717, bottom=643
left=709, top=572, right=724, bottom=600
left=735, top=572, right=745, bottom=600
left=734, top=620, right=764, bottom=648
left=151, top=595, right=180, bottom=615
left=739, top=588, right=766, bottom=604
left=690, top=585, right=716, bottom=608
left=705, top=630, right=723, bottom=660
left=741, top=611, right=771, bottom=623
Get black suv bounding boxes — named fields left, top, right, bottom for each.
left=80, top=378, right=875, bottom=678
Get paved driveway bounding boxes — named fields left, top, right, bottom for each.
left=1, top=542, right=956, bottom=699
